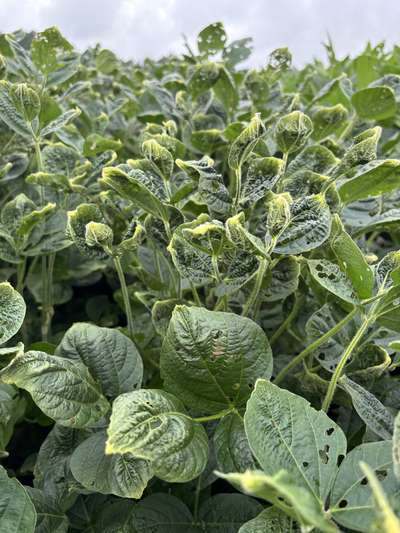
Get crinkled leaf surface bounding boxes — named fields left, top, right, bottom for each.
left=161, top=306, right=273, bottom=413
left=0, top=282, right=26, bottom=345
left=106, top=388, right=209, bottom=483
left=56, top=323, right=143, bottom=400
left=0, top=351, right=110, bottom=427
left=0, top=465, right=36, bottom=533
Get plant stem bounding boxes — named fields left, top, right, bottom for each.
left=233, top=167, right=242, bottom=212
left=242, top=258, right=268, bottom=317
left=191, top=283, right=202, bottom=306
left=192, top=408, right=233, bottom=423
left=113, top=256, right=135, bottom=339
left=41, top=254, right=55, bottom=342
left=321, top=314, right=371, bottom=412
left=270, top=296, right=301, bottom=346
left=274, top=306, right=358, bottom=385
left=16, top=258, right=27, bottom=294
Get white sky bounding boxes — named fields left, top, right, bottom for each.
left=0, top=0, right=399, bottom=66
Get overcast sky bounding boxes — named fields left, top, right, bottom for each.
left=0, top=0, right=399, bottom=66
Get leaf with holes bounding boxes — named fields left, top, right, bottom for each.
left=244, top=379, right=347, bottom=502
left=308, top=259, right=359, bottom=304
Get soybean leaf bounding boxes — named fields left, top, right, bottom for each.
left=0, top=465, right=37, bottom=533
left=218, top=470, right=338, bottom=533
left=0, top=80, right=33, bottom=138
left=198, top=494, right=263, bottom=532
left=0, top=282, right=26, bottom=344
left=105, top=389, right=209, bottom=483
left=214, top=412, right=257, bottom=473
left=70, top=431, right=152, bottom=499
left=239, top=507, right=300, bottom=533
left=340, top=376, right=394, bottom=439
left=25, top=487, right=68, bottom=533
left=331, top=441, right=399, bottom=531
left=275, top=194, right=332, bottom=254
left=56, top=323, right=143, bottom=400
left=244, top=379, right=347, bottom=502
left=352, top=86, right=397, bottom=120
left=242, top=157, right=284, bottom=204
left=228, top=114, right=266, bottom=170
left=40, top=108, right=81, bottom=138
left=331, top=215, right=374, bottom=299
left=198, top=22, right=227, bottom=56
left=339, top=160, right=400, bottom=204
left=160, top=306, right=273, bottom=413
left=308, top=258, right=359, bottom=304
left=0, top=351, right=110, bottom=427
left=394, top=412, right=400, bottom=481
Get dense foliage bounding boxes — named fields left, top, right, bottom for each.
left=1, top=21, right=400, bottom=532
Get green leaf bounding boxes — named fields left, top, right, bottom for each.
left=101, top=165, right=169, bottom=221
left=359, top=462, right=400, bottom=533
left=0, top=282, right=26, bottom=345
left=352, top=86, right=397, bottom=120
left=275, top=194, right=332, bottom=254
left=312, top=104, right=348, bottom=141
left=188, top=62, right=221, bottom=98
left=394, top=412, right=400, bottom=481
left=242, top=157, right=284, bottom=204
left=67, top=203, right=107, bottom=258
left=70, top=431, right=152, bottom=499
left=213, top=66, right=238, bottom=112
left=287, top=144, right=339, bottom=175
left=218, top=470, right=338, bottom=533
left=197, top=22, right=227, bottom=56
left=340, top=376, right=394, bottom=439
left=198, top=494, right=263, bottom=532
left=331, top=441, right=399, bottom=531
left=105, top=388, right=209, bottom=483
left=275, top=111, right=313, bottom=153
left=0, top=351, right=110, bottom=427
left=31, top=27, right=73, bottom=75
left=96, top=49, right=119, bottom=74
left=264, top=256, right=300, bottom=302
left=244, top=379, right=347, bottom=502
left=0, top=466, right=36, bottom=533
left=40, top=108, right=80, bottom=138
left=308, top=258, right=359, bottom=304
left=55, top=323, right=143, bottom=400
left=239, top=507, right=299, bottom=533
left=0, top=80, right=32, bottom=138
left=0, top=384, right=25, bottom=455
left=214, top=412, right=257, bottom=473
left=161, top=306, right=273, bottom=413
left=339, top=160, right=400, bottom=203
left=25, top=487, right=68, bottom=533
left=129, top=493, right=196, bottom=532
left=228, top=114, right=266, bottom=170
left=330, top=215, right=374, bottom=299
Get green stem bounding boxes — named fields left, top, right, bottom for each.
left=113, top=256, right=135, bottom=339
left=242, top=258, right=268, bottom=317
left=191, top=284, right=202, bottom=306
left=41, top=254, right=56, bottom=342
left=16, top=258, right=27, bottom=294
left=274, top=306, right=358, bottom=385
left=270, top=296, right=301, bottom=346
left=322, top=313, right=371, bottom=412
left=233, top=167, right=242, bottom=212
left=192, top=408, right=233, bottom=423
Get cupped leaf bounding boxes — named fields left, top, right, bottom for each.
left=0, top=351, right=110, bottom=427
left=70, top=431, right=152, bottom=499
left=0, top=80, right=33, bottom=138
left=0, top=282, right=26, bottom=345
left=0, top=466, right=36, bottom=533
left=275, top=194, right=332, bottom=254
left=161, top=306, right=273, bottom=413
left=275, top=111, right=313, bottom=153
left=228, top=114, right=266, bottom=170
left=242, top=157, right=283, bottom=204
left=105, top=389, right=209, bottom=483
left=56, top=323, right=143, bottom=400
left=331, top=440, right=399, bottom=531
left=244, top=379, right=347, bottom=502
